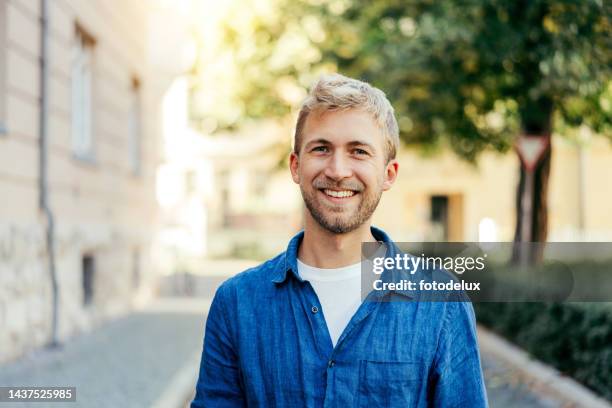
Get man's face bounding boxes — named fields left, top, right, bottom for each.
left=290, top=108, right=398, bottom=234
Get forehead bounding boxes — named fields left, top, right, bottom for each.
left=301, top=108, right=385, bottom=148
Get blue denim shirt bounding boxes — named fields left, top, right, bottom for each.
left=192, top=227, right=488, bottom=407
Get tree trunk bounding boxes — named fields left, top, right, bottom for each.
left=514, top=137, right=551, bottom=242
left=511, top=93, right=554, bottom=264
left=512, top=134, right=552, bottom=264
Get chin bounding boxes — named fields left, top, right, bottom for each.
left=320, top=216, right=360, bottom=233
left=323, top=223, right=362, bottom=235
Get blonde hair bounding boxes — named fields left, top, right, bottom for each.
left=294, top=74, right=400, bottom=162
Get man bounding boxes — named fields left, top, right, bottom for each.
left=192, top=74, right=488, bottom=407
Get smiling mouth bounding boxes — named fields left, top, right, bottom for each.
left=321, top=189, right=356, bottom=199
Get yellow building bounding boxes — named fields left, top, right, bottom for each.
left=375, top=134, right=612, bottom=243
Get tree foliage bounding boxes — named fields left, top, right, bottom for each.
left=313, top=0, right=612, bottom=160
left=190, top=0, right=611, bottom=161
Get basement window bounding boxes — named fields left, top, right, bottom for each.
left=82, top=254, right=95, bottom=306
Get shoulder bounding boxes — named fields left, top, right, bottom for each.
left=435, top=300, right=477, bottom=344
left=215, top=252, right=285, bottom=300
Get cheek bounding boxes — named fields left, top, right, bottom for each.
left=300, top=160, right=324, bottom=180
left=356, top=162, right=385, bottom=187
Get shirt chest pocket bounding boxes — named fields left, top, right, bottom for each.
left=357, top=360, right=423, bottom=408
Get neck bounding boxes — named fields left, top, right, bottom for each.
left=298, top=213, right=376, bottom=268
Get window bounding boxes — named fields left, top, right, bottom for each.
left=128, top=77, right=142, bottom=175
left=72, top=24, right=95, bottom=160
left=428, top=194, right=465, bottom=241
left=82, top=254, right=95, bottom=306
left=430, top=195, right=449, bottom=241
left=0, top=1, right=6, bottom=134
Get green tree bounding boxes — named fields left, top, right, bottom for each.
left=190, top=0, right=612, bottom=243
left=316, top=0, right=611, bottom=244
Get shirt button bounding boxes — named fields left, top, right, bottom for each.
left=328, top=360, right=335, bottom=368
left=311, top=306, right=318, bottom=314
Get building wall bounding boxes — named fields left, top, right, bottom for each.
left=374, top=135, right=612, bottom=242
left=0, top=0, right=163, bottom=363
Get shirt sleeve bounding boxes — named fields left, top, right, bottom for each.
left=191, top=282, right=246, bottom=408
left=430, top=301, right=489, bottom=407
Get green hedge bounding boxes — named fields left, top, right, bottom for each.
left=475, top=302, right=612, bottom=401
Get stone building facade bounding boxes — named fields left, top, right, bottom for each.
left=0, top=0, right=176, bottom=362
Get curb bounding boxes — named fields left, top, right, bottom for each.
left=149, top=298, right=212, bottom=408
left=150, top=350, right=200, bottom=408
left=477, top=324, right=611, bottom=408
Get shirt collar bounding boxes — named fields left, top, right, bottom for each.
left=274, top=229, right=304, bottom=284
left=273, top=226, right=399, bottom=285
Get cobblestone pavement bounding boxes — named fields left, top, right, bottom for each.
left=0, top=301, right=207, bottom=408
left=0, top=293, right=571, bottom=408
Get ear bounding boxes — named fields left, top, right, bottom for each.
left=382, top=159, right=399, bottom=191
left=289, top=152, right=300, bottom=184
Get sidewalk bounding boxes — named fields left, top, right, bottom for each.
left=479, top=324, right=611, bottom=408
left=482, top=346, right=567, bottom=408
left=0, top=298, right=209, bottom=408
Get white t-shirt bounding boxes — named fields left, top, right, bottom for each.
left=297, top=259, right=362, bottom=347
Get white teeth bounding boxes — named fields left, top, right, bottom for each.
left=323, top=189, right=355, bottom=198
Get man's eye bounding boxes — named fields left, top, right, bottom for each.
left=354, top=148, right=369, bottom=155
left=312, top=146, right=329, bottom=152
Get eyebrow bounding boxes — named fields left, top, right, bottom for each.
left=304, top=138, right=332, bottom=149
left=304, top=138, right=376, bottom=151
left=347, top=140, right=376, bottom=151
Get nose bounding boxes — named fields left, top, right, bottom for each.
left=324, top=151, right=353, bottom=181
